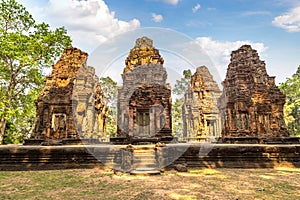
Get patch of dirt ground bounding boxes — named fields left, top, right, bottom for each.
left=0, top=167, right=300, bottom=200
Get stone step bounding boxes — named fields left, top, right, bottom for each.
left=130, top=168, right=161, bottom=175
left=133, top=145, right=156, bottom=150
left=133, top=154, right=156, bottom=159
left=132, top=163, right=158, bottom=169
left=134, top=158, right=156, bottom=163
left=118, top=145, right=161, bottom=173
left=133, top=158, right=157, bottom=164
left=134, top=153, right=156, bottom=157
left=134, top=149, right=156, bottom=154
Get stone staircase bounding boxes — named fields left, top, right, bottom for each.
left=130, top=145, right=161, bottom=175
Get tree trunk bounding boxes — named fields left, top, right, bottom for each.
left=0, top=116, right=6, bottom=144
left=1, top=82, right=13, bottom=144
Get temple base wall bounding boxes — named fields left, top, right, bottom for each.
left=1, top=143, right=300, bottom=171
left=218, top=137, right=300, bottom=144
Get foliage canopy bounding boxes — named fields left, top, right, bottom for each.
left=279, top=66, right=300, bottom=136
left=172, top=69, right=192, bottom=138
left=99, top=76, right=118, bottom=137
left=0, top=0, right=71, bottom=143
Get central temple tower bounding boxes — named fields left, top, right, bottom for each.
left=116, top=37, right=172, bottom=143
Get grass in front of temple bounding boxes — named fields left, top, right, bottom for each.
left=0, top=167, right=300, bottom=200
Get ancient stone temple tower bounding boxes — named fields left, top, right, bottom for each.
left=182, top=66, right=222, bottom=141
left=218, top=45, right=289, bottom=141
left=32, top=47, right=107, bottom=144
left=116, top=37, right=172, bottom=143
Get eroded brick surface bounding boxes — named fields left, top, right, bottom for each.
left=182, top=66, right=222, bottom=140
left=33, top=47, right=107, bottom=141
left=117, top=37, right=172, bottom=140
left=218, top=45, right=288, bottom=138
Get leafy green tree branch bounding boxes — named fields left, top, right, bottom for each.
left=0, top=0, right=71, bottom=143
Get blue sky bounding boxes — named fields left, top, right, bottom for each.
left=17, top=0, right=300, bottom=84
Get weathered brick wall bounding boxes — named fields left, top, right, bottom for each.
left=182, top=66, right=222, bottom=140
left=117, top=37, right=172, bottom=140
left=33, top=47, right=107, bottom=141
left=1, top=144, right=299, bottom=171
left=218, top=45, right=288, bottom=138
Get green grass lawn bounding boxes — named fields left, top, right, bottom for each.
left=0, top=167, right=300, bottom=200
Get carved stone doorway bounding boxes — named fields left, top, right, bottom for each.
left=207, top=120, right=217, bottom=137
left=50, top=113, right=67, bottom=139
left=123, top=84, right=171, bottom=140
left=136, top=109, right=150, bottom=137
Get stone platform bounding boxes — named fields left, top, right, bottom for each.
left=24, top=138, right=103, bottom=146
left=217, top=137, right=300, bottom=144
left=0, top=143, right=299, bottom=171
left=110, top=136, right=175, bottom=145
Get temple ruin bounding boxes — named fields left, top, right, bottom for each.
left=31, top=47, right=107, bottom=144
left=115, top=37, right=172, bottom=143
left=218, top=45, right=290, bottom=142
left=182, top=66, right=222, bottom=141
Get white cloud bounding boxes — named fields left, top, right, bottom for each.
left=194, top=37, right=267, bottom=79
left=151, top=13, right=163, bottom=23
left=150, top=0, right=179, bottom=5
left=18, top=0, right=140, bottom=52
left=241, top=11, right=271, bottom=16
left=161, top=0, right=179, bottom=5
left=272, top=7, right=300, bottom=32
left=192, top=4, right=201, bottom=13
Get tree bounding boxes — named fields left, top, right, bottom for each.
left=279, top=66, right=300, bottom=136
left=99, top=76, right=118, bottom=137
left=172, top=69, right=192, bottom=96
left=172, top=69, right=192, bottom=139
left=172, top=98, right=184, bottom=139
left=0, top=0, right=71, bottom=143
left=99, top=76, right=118, bottom=106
